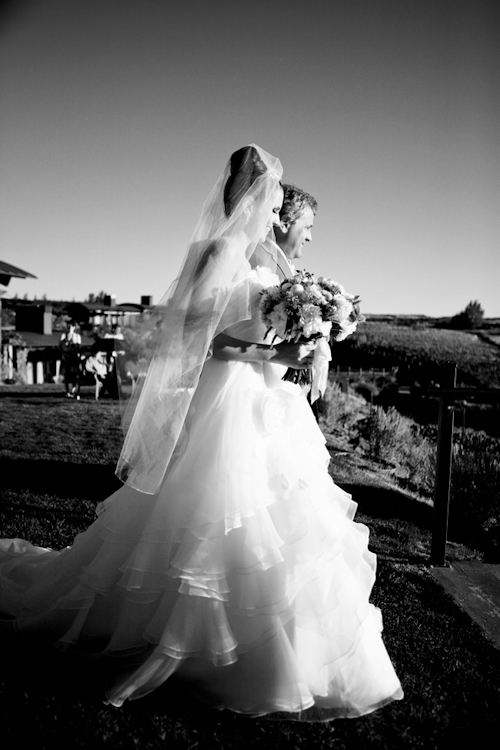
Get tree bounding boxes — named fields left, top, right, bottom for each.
left=450, top=300, right=484, bottom=330
left=86, top=291, right=107, bottom=304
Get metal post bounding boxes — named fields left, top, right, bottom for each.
left=430, top=363, right=457, bottom=566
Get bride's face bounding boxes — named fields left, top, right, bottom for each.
left=261, top=185, right=284, bottom=242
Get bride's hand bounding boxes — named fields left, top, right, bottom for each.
left=271, top=340, right=316, bottom=369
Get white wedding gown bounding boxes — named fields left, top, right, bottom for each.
left=0, top=265, right=403, bottom=719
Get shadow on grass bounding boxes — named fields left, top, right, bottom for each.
left=335, top=482, right=439, bottom=565
left=0, top=630, right=196, bottom=713
left=1, top=458, right=436, bottom=560
left=0, top=386, right=119, bottom=402
left=338, top=481, right=433, bottom=529
left=0, top=390, right=69, bottom=401
left=1, top=458, right=433, bottom=523
left=0, top=630, right=245, bottom=746
left=0, top=457, right=122, bottom=500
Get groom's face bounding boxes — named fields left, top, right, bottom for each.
left=277, top=205, right=315, bottom=260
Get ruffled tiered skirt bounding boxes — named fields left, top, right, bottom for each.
left=0, top=358, right=403, bottom=718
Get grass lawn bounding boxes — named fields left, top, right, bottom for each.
left=1, top=385, right=499, bottom=749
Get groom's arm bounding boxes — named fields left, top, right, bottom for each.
left=212, top=332, right=314, bottom=369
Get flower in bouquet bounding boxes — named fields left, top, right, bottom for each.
left=315, top=276, right=365, bottom=342
left=259, top=270, right=365, bottom=394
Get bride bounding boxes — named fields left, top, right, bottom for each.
left=0, top=145, right=403, bottom=719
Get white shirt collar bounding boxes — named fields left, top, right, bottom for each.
left=265, top=237, right=296, bottom=278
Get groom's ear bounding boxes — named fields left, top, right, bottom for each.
left=278, top=221, right=290, bottom=234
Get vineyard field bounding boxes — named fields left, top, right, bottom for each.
left=333, top=322, right=500, bottom=387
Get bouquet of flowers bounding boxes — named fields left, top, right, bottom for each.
left=259, top=270, right=365, bottom=396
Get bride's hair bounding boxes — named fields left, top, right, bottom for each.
left=223, top=146, right=268, bottom=216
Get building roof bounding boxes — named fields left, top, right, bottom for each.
left=82, top=302, right=150, bottom=313
left=0, top=261, right=37, bottom=280
left=12, top=331, right=94, bottom=348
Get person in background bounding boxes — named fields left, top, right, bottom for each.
left=59, top=319, right=82, bottom=400
left=102, top=323, right=126, bottom=398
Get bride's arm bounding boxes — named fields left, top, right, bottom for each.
left=212, top=332, right=315, bottom=369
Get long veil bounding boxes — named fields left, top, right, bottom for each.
left=116, top=145, right=283, bottom=494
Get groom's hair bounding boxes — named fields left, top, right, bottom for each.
left=280, top=184, right=318, bottom=226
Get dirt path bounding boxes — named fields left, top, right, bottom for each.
left=430, top=563, right=500, bottom=651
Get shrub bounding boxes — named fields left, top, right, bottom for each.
left=362, top=406, right=435, bottom=495
left=449, top=432, right=500, bottom=551
left=364, top=406, right=411, bottom=462
left=450, top=300, right=484, bottom=330
left=317, top=382, right=368, bottom=434
left=352, top=379, right=379, bottom=402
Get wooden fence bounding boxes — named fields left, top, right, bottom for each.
left=400, top=363, right=500, bottom=566
left=331, top=366, right=398, bottom=380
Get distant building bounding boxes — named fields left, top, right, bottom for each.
left=1, top=293, right=154, bottom=385
left=1, top=260, right=38, bottom=380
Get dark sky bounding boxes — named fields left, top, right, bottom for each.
left=1, top=0, right=499, bottom=315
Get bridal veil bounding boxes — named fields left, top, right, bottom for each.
left=116, top=145, right=283, bottom=494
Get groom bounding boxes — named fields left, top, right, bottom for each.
left=212, top=183, right=320, bottom=376
left=272, top=184, right=317, bottom=276
left=271, top=185, right=322, bottom=417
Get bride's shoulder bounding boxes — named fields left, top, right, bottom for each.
left=230, top=264, right=278, bottom=300
left=251, top=264, right=280, bottom=286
